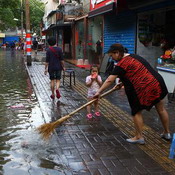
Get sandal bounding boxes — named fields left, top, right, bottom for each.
left=86, top=113, right=93, bottom=119
left=160, top=133, right=172, bottom=140
left=56, top=89, right=61, bottom=99
left=95, top=112, right=101, bottom=117
left=126, top=138, right=145, bottom=145
left=50, top=94, right=55, bottom=99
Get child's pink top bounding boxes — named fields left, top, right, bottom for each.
left=86, top=75, right=102, bottom=98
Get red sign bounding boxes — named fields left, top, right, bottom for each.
left=90, top=0, right=117, bottom=11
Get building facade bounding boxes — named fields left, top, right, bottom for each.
left=42, top=0, right=175, bottom=74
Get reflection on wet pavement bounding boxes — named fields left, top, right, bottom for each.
left=0, top=49, right=70, bottom=175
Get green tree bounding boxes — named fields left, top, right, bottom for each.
left=29, top=0, right=44, bottom=35
left=0, top=0, right=44, bottom=35
left=0, top=0, right=21, bottom=31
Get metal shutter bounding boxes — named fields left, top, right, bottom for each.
left=104, top=11, right=136, bottom=53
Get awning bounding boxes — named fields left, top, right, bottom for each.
left=43, top=22, right=72, bottom=33
left=42, top=29, right=49, bottom=35
left=126, top=0, right=166, bottom=9
left=47, top=10, right=56, bottom=18
left=75, top=14, right=88, bottom=21
left=52, top=22, right=72, bottom=29
left=88, top=2, right=116, bottom=18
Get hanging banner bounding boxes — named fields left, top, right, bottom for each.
left=90, top=0, right=117, bottom=11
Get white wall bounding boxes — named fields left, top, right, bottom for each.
left=42, top=0, right=59, bottom=29
left=82, top=0, right=90, bottom=13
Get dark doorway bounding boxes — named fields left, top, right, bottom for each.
left=64, top=27, right=72, bottom=59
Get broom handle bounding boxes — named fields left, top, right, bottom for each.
left=53, top=83, right=123, bottom=125
left=68, top=83, right=123, bottom=117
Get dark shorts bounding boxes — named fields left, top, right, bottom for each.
left=49, top=70, right=62, bottom=80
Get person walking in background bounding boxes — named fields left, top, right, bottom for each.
left=44, top=37, right=65, bottom=100
left=32, top=38, right=38, bottom=55
left=20, top=40, right=24, bottom=51
left=94, top=43, right=171, bottom=144
left=10, top=41, right=15, bottom=51
left=86, top=65, right=102, bottom=119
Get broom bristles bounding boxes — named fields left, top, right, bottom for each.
left=37, top=115, right=70, bottom=140
left=37, top=84, right=123, bottom=140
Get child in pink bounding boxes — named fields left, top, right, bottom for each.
left=86, top=66, right=102, bottom=119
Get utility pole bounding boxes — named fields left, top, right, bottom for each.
left=21, top=0, right=24, bottom=40
left=25, top=0, right=32, bottom=66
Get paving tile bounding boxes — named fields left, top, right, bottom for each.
left=101, top=159, right=116, bottom=168
left=26, top=61, right=174, bottom=175
left=109, top=169, right=131, bottom=175
left=81, top=154, right=93, bottom=162
left=98, top=168, right=111, bottom=175
left=88, top=168, right=101, bottom=175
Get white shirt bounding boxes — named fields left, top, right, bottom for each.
left=86, top=75, right=102, bottom=97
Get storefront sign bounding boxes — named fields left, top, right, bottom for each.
left=90, top=0, right=116, bottom=11
left=0, top=33, right=5, bottom=38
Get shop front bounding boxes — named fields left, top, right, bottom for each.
left=87, top=0, right=118, bottom=66
left=157, top=9, right=175, bottom=93
left=75, top=18, right=85, bottom=66
left=57, top=29, right=63, bottom=50
left=104, top=10, right=136, bottom=54
left=87, top=15, right=103, bottom=65
left=44, top=10, right=72, bottom=59
left=96, top=0, right=136, bottom=74
left=55, top=24, right=72, bottom=58
left=135, top=0, right=175, bottom=93
left=137, top=10, right=165, bottom=68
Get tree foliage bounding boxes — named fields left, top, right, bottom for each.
left=0, top=0, right=44, bottom=35
left=0, top=0, right=20, bottom=31
left=29, top=0, right=44, bottom=35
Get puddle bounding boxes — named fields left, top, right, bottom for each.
left=0, top=50, right=72, bottom=174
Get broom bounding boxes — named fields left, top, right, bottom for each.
left=37, top=83, right=123, bottom=140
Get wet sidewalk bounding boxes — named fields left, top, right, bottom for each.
left=26, top=55, right=175, bottom=175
